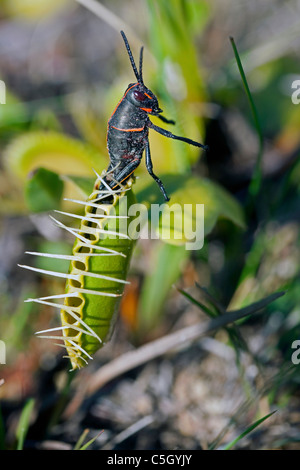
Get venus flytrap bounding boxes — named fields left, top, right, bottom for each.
left=20, top=172, right=136, bottom=370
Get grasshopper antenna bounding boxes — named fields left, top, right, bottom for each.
left=139, top=46, right=144, bottom=85
left=120, top=30, right=142, bottom=84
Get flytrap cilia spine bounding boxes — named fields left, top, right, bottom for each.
left=20, top=31, right=207, bottom=370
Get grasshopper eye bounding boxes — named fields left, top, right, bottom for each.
left=133, top=90, right=146, bottom=101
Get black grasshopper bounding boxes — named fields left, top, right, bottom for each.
left=101, top=31, right=207, bottom=202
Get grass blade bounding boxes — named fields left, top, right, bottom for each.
left=77, top=430, right=104, bottom=450
left=16, top=398, right=35, bottom=450
left=176, top=287, right=217, bottom=317
left=222, top=410, right=276, bottom=450
left=230, top=36, right=264, bottom=198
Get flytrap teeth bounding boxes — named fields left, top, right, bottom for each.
left=54, top=209, right=129, bottom=220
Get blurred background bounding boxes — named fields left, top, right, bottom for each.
left=0, top=0, right=299, bottom=450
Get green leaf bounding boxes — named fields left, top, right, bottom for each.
left=25, top=167, right=64, bottom=212
left=63, top=174, right=95, bottom=198
left=16, top=398, right=35, bottom=450
left=138, top=242, right=189, bottom=331
left=136, top=174, right=246, bottom=247
left=3, top=131, right=106, bottom=181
